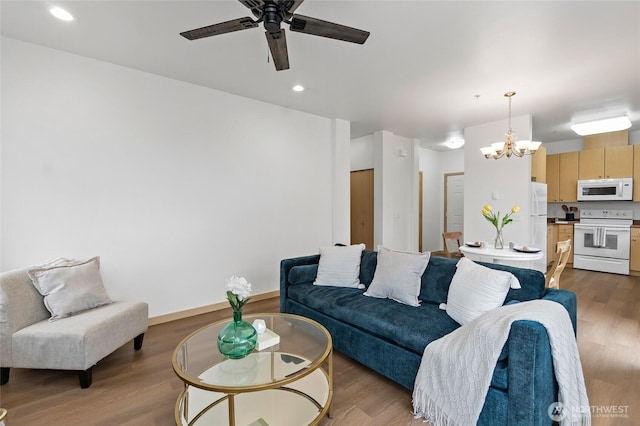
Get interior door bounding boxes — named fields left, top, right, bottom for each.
left=445, top=173, right=464, bottom=237
left=350, top=169, right=374, bottom=249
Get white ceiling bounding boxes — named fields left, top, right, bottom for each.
left=2, top=1, right=639, bottom=151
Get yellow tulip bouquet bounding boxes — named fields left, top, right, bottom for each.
left=482, top=204, right=520, bottom=249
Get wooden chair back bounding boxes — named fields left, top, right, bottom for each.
left=442, top=232, right=464, bottom=258
left=546, top=239, right=572, bottom=289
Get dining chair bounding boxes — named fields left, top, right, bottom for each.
left=545, top=239, right=572, bottom=289
left=442, top=232, right=464, bottom=258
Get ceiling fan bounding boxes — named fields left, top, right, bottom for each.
left=179, top=0, right=370, bottom=71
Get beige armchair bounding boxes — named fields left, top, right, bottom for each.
left=0, top=262, right=148, bottom=388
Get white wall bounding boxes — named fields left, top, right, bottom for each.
left=331, top=119, right=352, bottom=245
left=1, top=38, right=340, bottom=318
left=419, top=149, right=441, bottom=251
left=372, top=131, right=420, bottom=251
left=350, top=134, right=374, bottom=171
left=464, top=115, right=533, bottom=246
left=420, top=149, right=465, bottom=251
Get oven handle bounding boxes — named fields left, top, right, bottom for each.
left=574, top=225, right=631, bottom=233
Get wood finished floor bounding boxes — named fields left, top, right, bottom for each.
left=1, top=267, right=638, bottom=425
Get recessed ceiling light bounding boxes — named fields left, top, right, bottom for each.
left=50, top=7, right=74, bottom=22
left=292, top=85, right=305, bottom=92
left=570, top=115, right=631, bottom=136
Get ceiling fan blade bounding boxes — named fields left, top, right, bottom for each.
left=265, top=30, right=290, bottom=71
left=289, top=14, right=370, bottom=44
left=238, top=0, right=265, bottom=18
left=180, top=17, right=258, bottom=40
left=279, top=0, right=305, bottom=14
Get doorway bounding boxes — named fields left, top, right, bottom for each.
left=350, top=169, right=374, bottom=249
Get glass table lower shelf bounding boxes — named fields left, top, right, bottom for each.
left=176, top=362, right=330, bottom=425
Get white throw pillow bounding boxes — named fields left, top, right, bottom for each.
left=364, top=246, right=431, bottom=307
left=314, top=244, right=366, bottom=289
left=444, top=257, right=521, bottom=325
left=28, top=256, right=113, bottom=321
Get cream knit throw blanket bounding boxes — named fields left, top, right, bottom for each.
left=412, top=300, right=590, bottom=425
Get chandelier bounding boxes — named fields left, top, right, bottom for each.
left=480, top=92, right=542, bottom=159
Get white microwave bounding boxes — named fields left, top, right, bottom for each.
left=577, top=178, right=633, bottom=201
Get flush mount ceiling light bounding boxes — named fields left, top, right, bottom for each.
left=292, top=85, right=305, bottom=92
left=50, top=6, right=74, bottom=21
left=444, top=138, right=465, bottom=149
left=480, top=92, right=541, bottom=160
left=570, top=115, right=631, bottom=136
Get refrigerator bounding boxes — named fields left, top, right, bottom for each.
left=530, top=182, right=548, bottom=273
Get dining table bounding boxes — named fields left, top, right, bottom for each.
left=459, top=244, right=544, bottom=269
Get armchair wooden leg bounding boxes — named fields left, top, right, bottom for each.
left=79, top=367, right=93, bottom=389
left=134, top=333, right=144, bottom=351
left=0, top=367, right=9, bottom=385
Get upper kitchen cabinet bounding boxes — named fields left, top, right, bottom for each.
left=584, top=130, right=629, bottom=149
left=547, top=154, right=560, bottom=201
left=634, top=145, right=640, bottom=201
left=547, top=152, right=578, bottom=202
left=531, top=145, right=546, bottom=183
left=578, top=145, right=633, bottom=179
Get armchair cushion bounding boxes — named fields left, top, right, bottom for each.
left=28, top=256, right=112, bottom=321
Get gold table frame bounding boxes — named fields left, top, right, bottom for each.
left=172, top=313, right=333, bottom=426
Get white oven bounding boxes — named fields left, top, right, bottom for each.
left=573, top=209, right=633, bottom=275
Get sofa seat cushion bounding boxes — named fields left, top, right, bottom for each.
left=287, top=283, right=460, bottom=355
left=11, top=301, right=148, bottom=371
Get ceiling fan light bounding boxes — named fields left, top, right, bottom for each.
left=570, top=116, right=631, bottom=136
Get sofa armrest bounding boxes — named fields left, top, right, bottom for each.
left=504, top=291, right=576, bottom=425
left=280, top=255, right=320, bottom=312
left=506, top=320, right=557, bottom=425
left=1, top=268, right=51, bottom=364
left=541, top=289, right=577, bottom=334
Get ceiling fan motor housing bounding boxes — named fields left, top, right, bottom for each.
left=263, top=3, right=286, bottom=33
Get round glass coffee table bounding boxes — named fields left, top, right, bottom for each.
left=172, top=313, right=333, bottom=426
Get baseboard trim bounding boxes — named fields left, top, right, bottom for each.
left=148, top=290, right=280, bottom=326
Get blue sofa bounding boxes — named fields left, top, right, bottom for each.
left=280, top=251, right=578, bottom=425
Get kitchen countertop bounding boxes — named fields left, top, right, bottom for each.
left=547, top=219, right=640, bottom=227
left=547, top=219, right=580, bottom=224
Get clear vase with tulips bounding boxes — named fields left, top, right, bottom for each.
left=482, top=204, right=520, bottom=249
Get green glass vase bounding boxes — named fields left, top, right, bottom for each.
left=217, top=310, right=257, bottom=359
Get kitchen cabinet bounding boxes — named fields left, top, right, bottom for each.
left=557, top=224, right=574, bottom=265
left=547, top=224, right=558, bottom=267
left=531, top=145, right=546, bottom=183
left=584, top=130, right=629, bottom=149
left=547, top=152, right=579, bottom=202
left=546, top=154, right=560, bottom=202
left=634, top=145, right=640, bottom=201
left=578, top=145, right=633, bottom=180
left=631, top=227, right=640, bottom=273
